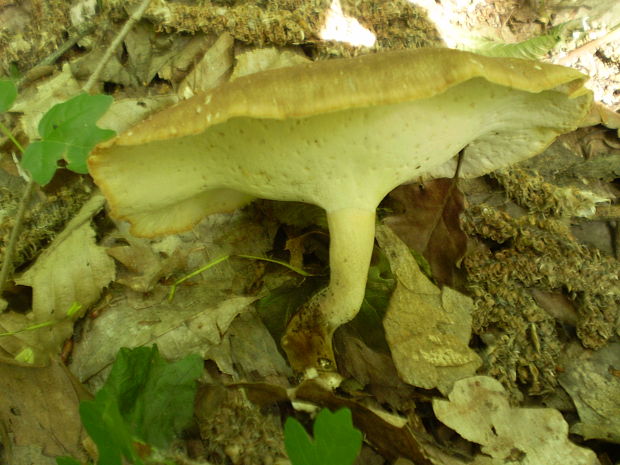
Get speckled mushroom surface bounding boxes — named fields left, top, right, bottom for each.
left=89, top=47, right=592, bottom=373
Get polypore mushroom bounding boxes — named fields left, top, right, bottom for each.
left=89, top=48, right=591, bottom=373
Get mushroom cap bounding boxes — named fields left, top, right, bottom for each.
left=89, top=47, right=591, bottom=237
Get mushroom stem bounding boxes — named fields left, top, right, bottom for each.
left=89, top=48, right=593, bottom=377
left=282, top=207, right=376, bottom=372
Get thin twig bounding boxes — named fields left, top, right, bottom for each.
left=83, top=0, right=152, bottom=93
left=39, top=26, right=96, bottom=68
left=557, top=23, right=620, bottom=65
left=0, top=180, right=34, bottom=297
left=12, top=26, right=96, bottom=89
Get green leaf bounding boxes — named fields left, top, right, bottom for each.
left=20, top=93, right=115, bottom=185
left=106, top=346, right=203, bottom=448
left=469, top=22, right=574, bottom=59
left=21, top=141, right=65, bottom=185
left=284, top=408, right=362, bottom=465
left=80, top=389, right=142, bottom=465
left=0, top=79, right=17, bottom=112
left=79, top=345, right=203, bottom=464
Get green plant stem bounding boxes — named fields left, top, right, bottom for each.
left=237, top=254, right=316, bottom=277
left=0, top=119, right=29, bottom=302
left=168, top=255, right=230, bottom=301
left=83, top=0, right=152, bottom=93
left=0, top=318, right=54, bottom=337
left=0, top=302, right=81, bottom=336
left=0, top=179, right=34, bottom=301
left=167, top=254, right=320, bottom=301
left=0, top=120, right=24, bottom=152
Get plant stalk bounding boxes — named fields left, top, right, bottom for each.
left=0, top=179, right=34, bottom=301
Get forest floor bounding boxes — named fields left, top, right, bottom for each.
left=0, top=1, right=618, bottom=464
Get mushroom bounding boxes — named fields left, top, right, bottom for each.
left=89, top=48, right=591, bottom=373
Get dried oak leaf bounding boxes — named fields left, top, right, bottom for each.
left=383, top=179, right=467, bottom=288
left=433, top=376, right=599, bottom=465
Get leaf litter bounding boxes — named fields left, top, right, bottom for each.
left=1, top=1, right=619, bottom=464
left=1, top=193, right=115, bottom=364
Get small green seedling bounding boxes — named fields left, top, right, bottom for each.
left=0, top=83, right=115, bottom=185
left=56, top=344, right=362, bottom=465
left=56, top=345, right=202, bottom=465
left=20, top=93, right=115, bottom=185
left=284, top=407, right=363, bottom=465
left=0, top=302, right=82, bottom=339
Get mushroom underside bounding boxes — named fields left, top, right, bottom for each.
left=90, top=78, right=589, bottom=238
left=89, top=75, right=590, bottom=373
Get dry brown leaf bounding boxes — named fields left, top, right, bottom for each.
left=376, top=224, right=480, bottom=394
left=384, top=179, right=467, bottom=287
left=558, top=342, right=620, bottom=443
left=0, top=358, right=90, bottom=463
left=72, top=207, right=277, bottom=386
left=14, top=193, right=114, bottom=320
left=337, top=334, right=413, bottom=411
left=230, top=46, right=311, bottom=81
left=70, top=41, right=135, bottom=87
left=433, top=376, right=599, bottom=465
left=158, top=33, right=217, bottom=83
left=124, top=22, right=194, bottom=86
left=179, top=32, right=235, bottom=97
left=106, top=236, right=186, bottom=293
left=70, top=288, right=257, bottom=383
left=97, top=95, right=179, bottom=135
left=293, top=378, right=433, bottom=465
left=1, top=194, right=115, bottom=362
left=227, top=310, right=292, bottom=382
left=235, top=377, right=434, bottom=465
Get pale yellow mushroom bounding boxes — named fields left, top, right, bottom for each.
left=89, top=48, right=591, bottom=373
